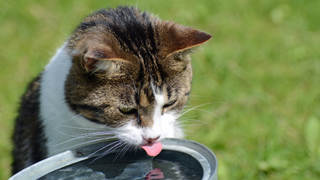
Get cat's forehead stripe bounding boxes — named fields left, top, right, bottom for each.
left=151, top=83, right=165, bottom=106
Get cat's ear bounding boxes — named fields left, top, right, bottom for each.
left=161, top=22, right=212, bottom=55
left=81, top=44, right=126, bottom=73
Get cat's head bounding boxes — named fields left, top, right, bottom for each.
left=64, top=6, right=211, bottom=147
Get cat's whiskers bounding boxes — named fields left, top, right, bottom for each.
left=109, top=141, right=127, bottom=162
left=177, top=115, right=198, bottom=121
left=179, top=128, right=195, bottom=134
left=179, top=102, right=219, bottom=117
left=88, top=140, right=122, bottom=163
left=58, top=124, right=106, bottom=131
left=172, top=122, right=196, bottom=134
left=55, top=130, right=120, bottom=139
left=91, top=140, right=125, bottom=163
left=184, top=108, right=218, bottom=118
left=173, top=103, right=219, bottom=135
left=51, top=136, right=118, bottom=154
left=51, top=130, right=118, bottom=147
left=177, top=118, right=212, bottom=127
left=53, top=123, right=121, bottom=150
left=187, top=95, right=212, bottom=101
left=60, top=114, right=82, bottom=122
left=53, top=122, right=136, bottom=161
left=55, top=121, right=120, bottom=135
left=113, top=143, right=132, bottom=162
left=192, top=70, right=215, bottom=82
left=175, top=116, right=212, bottom=135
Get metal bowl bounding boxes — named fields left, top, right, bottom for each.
left=10, top=138, right=218, bottom=180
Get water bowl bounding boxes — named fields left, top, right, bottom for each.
left=10, top=138, right=218, bottom=180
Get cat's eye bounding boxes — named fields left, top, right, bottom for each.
left=163, top=100, right=176, bottom=108
left=119, top=107, right=136, bottom=114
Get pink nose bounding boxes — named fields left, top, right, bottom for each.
left=146, top=136, right=160, bottom=142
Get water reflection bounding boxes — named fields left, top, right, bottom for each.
left=145, top=168, right=164, bottom=179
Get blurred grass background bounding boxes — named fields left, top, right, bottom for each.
left=0, top=0, right=319, bottom=179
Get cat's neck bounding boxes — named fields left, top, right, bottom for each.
left=39, top=45, right=107, bottom=156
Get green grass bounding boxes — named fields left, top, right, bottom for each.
left=1, top=0, right=319, bottom=179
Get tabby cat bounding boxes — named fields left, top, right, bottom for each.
left=12, top=6, right=211, bottom=174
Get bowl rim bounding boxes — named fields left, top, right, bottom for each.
left=9, top=138, right=218, bottom=180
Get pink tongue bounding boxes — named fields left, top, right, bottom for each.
left=141, top=142, right=163, bottom=156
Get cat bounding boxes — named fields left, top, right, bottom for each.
left=12, top=6, right=211, bottom=174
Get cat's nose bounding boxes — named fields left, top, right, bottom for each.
left=146, top=135, right=160, bottom=142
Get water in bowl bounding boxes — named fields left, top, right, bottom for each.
left=39, top=150, right=203, bottom=180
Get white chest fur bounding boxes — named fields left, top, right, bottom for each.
left=39, top=45, right=106, bottom=156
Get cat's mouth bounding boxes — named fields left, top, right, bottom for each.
left=141, top=141, right=163, bottom=156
